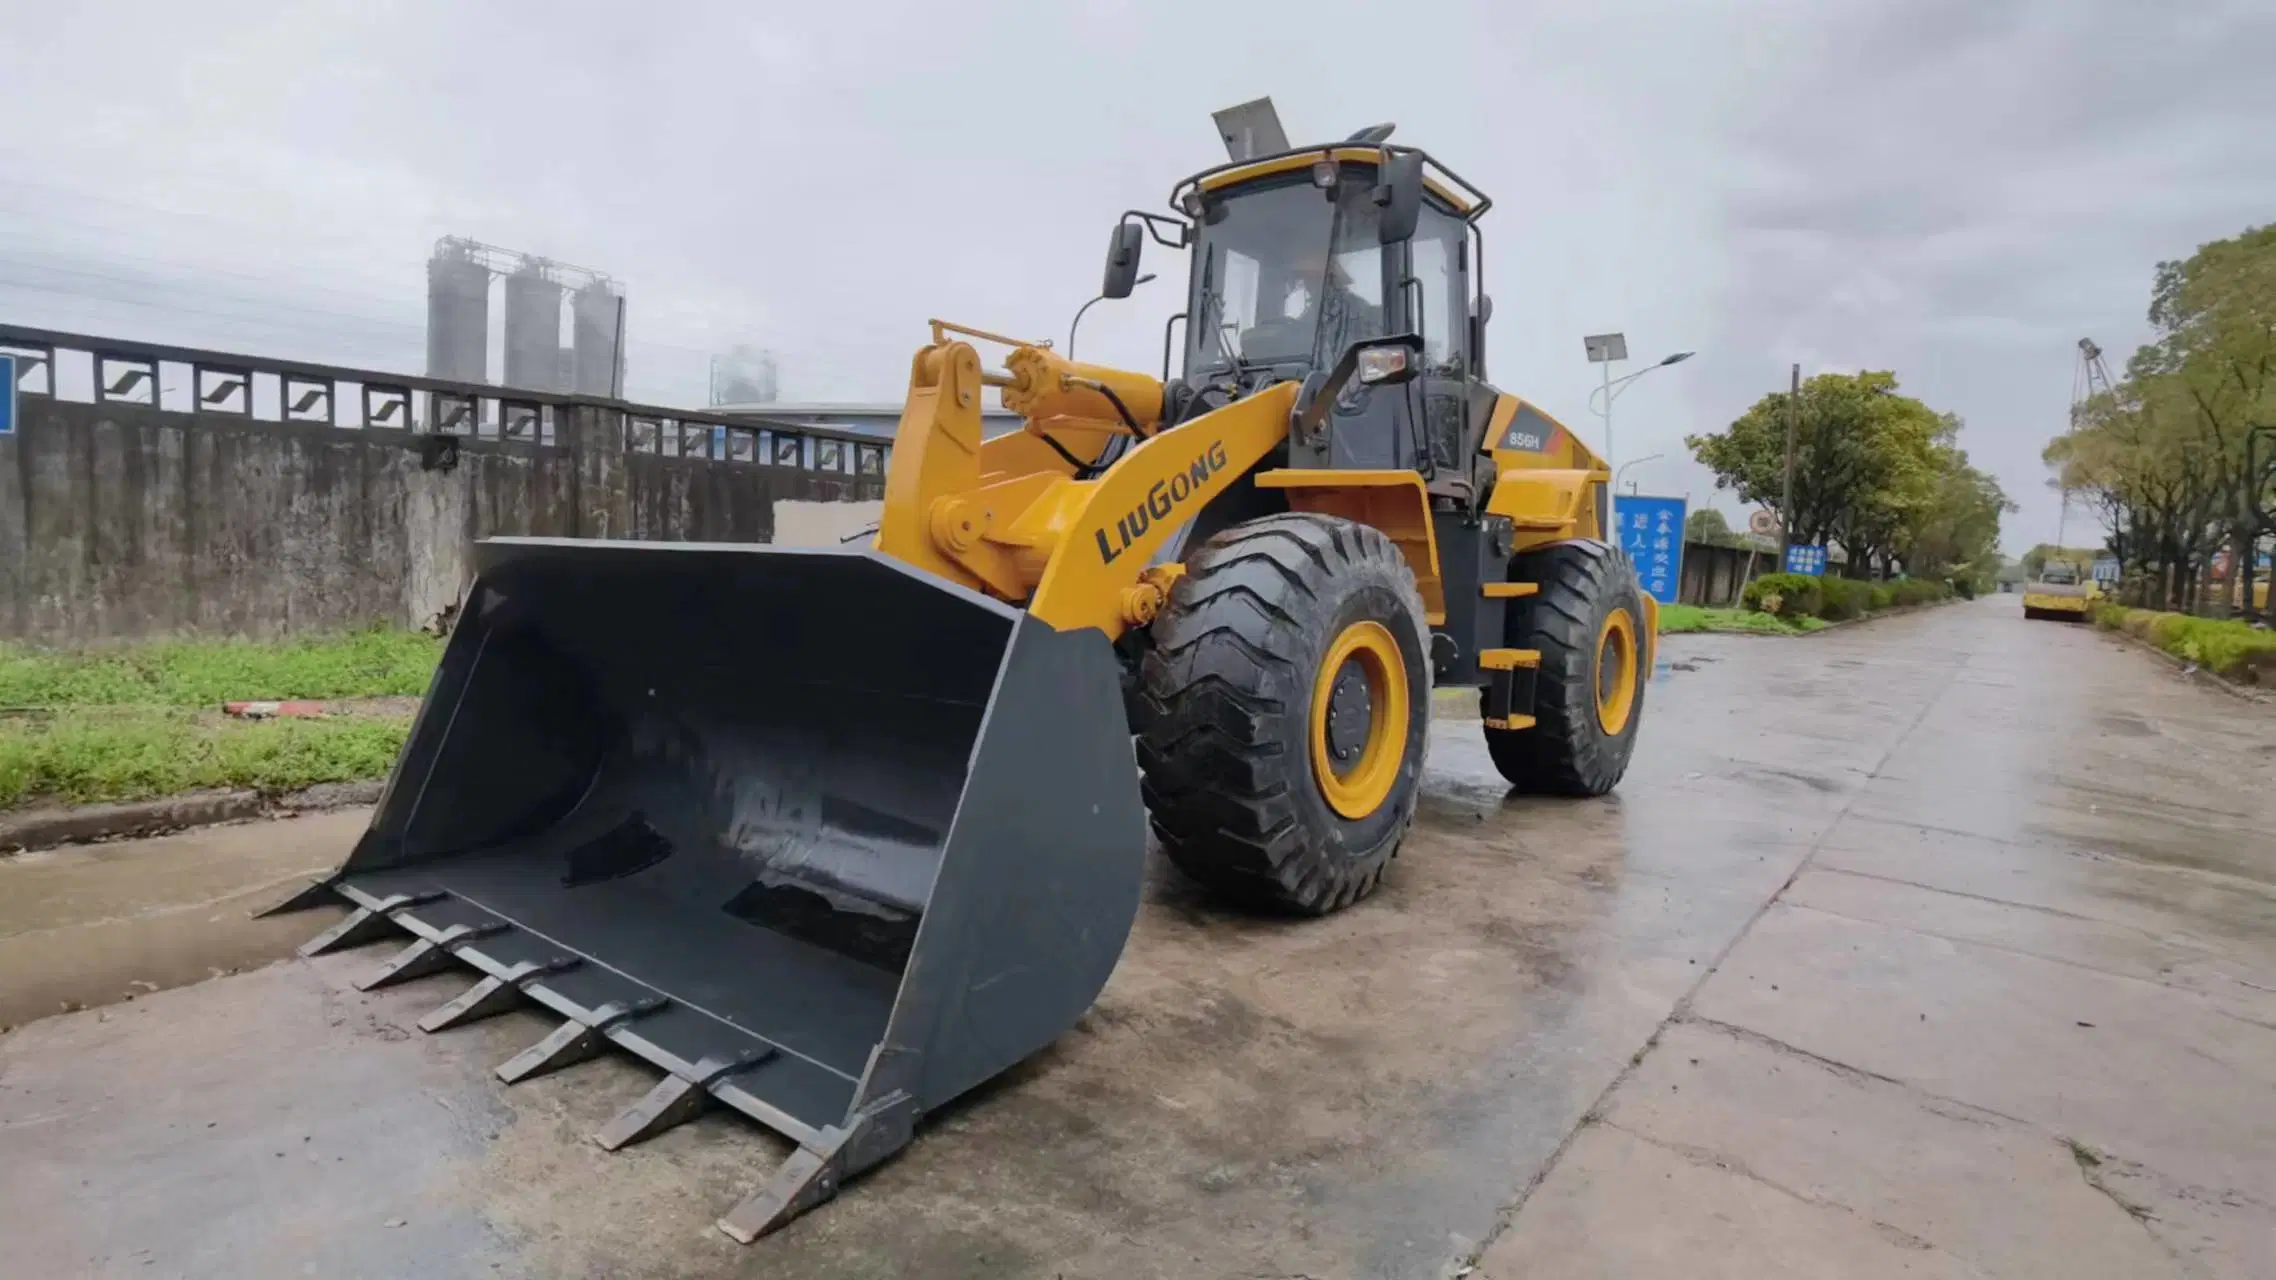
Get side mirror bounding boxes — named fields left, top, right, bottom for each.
left=1293, top=333, right=1425, bottom=438
left=1102, top=222, right=1145, bottom=299
left=1374, top=152, right=1424, bottom=244
left=1475, top=295, right=1494, bottom=326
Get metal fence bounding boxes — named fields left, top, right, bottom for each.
left=0, top=323, right=890, bottom=479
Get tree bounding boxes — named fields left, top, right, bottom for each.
left=1687, top=371, right=1981, bottom=576
left=2044, top=223, right=2276, bottom=617
left=1902, top=452, right=2015, bottom=585
left=2021, top=544, right=2102, bottom=579
left=1685, top=508, right=1733, bottom=543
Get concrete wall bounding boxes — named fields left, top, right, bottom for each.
left=1680, top=541, right=1769, bottom=608
left=1, top=391, right=881, bottom=644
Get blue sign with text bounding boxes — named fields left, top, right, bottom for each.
left=1616, top=495, right=1686, bottom=606
left=1783, top=543, right=1828, bottom=576
left=0, top=354, right=15, bottom=435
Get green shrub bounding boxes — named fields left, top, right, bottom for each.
left=1816, top=577, right=1872, bottom=621
left=2102, top=607, right=2276, bottom=684
left=2093, top=603, right=2127, bottom=630
left=1657, top=605, right=1821, bottom=635
left=1950, top=576, right=1978, bottom=600
left=1890, top=579, right=1950, bottom=607
left=1869, top=584, right=1896, bottom=611
left=1743, top=572, right=1823, bottom=618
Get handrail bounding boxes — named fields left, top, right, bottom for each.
left=0, top=322, right=893, bottom=476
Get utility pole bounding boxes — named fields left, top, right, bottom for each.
left=1779, top=363, right=1800, bottom=561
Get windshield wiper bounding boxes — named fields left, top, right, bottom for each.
left=1193, top=244, right=1244, bottom=373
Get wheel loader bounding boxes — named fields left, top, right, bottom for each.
left=2023, top=559, right=2095, bottom=621
left=268, top=104, right=1656, bottom=1243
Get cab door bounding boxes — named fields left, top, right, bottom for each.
left=1403, top=204, right=1481, bottom=500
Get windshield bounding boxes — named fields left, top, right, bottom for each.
left=1185, top=174, right=1385, bottom=380
left=2040, top=562, right=2078, bottom=584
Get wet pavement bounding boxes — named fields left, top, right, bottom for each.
left=3, top=596, right=2271, bottom=1278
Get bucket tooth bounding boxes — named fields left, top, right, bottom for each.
left=593, top=1051, right=776, bottom=1152
left=716, top=1093, right=917, bottom=1244
left=297, top=891, right=440, bottom=957
left=356, top=923, right=506, bottom=991
left=495, top=998, right=663, bottom=1085
left=356, top=937, right=452, bottom=990
left=254, top=877, right=340, bottom=918
left=417, top=958, right=580, bottom=1034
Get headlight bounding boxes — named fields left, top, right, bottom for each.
left=1356, top=346, right=1410, bottom=384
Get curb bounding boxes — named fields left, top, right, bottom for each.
left=0, top=779, right=385, bottom=855
left=1802, top=599, right=1961, bottom=633
left=1664, top=598, right=1960, bottom=639
left=2098, top=626, right=2274, bottom=706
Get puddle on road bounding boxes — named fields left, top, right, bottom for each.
left=2095, top=711, right=2156, bottom=738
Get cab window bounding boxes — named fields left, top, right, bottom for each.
left=1409, top=205, right=1468, bottom=373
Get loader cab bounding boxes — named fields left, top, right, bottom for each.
left=1158, top=147, right=1496, bottom=501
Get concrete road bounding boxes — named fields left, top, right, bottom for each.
left=2, top=596, right=2271, bottom=1279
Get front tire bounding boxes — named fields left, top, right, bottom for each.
left=1485, top=541, right=1648, bottom=796
left=1134, top=513, right=1430, bottom=914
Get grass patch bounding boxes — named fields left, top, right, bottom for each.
left=0, top=709, right=409, bottom=808
left=0, top=628, right=439, bottom=811
left=0, top=629, right=443, bottom=709
left=1660, top=605, right=1827, bottom=636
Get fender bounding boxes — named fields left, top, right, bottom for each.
left=1250, top=470, right=1446, bottom=625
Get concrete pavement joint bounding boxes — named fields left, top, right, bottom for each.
left=1832, top=815, right=2276, bottom=896
left=1595, top=1118, right=1940, bottom=1254
left=1454, top=632, right=1971, bottom=1272
left=1807, top=864, right=2113, bottom=925
left=1685, top=1011, right=2260, bottom=1274
left=1673, top=1015, right=1996, bottom=1111
left=1771, top=897, right=2276, bottom=1032
left=2067, top=1139, right=2158, bottom=1223
left=2063, top=1139, right=2203, bottom=1274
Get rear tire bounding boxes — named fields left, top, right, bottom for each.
left=1135, top=513, right=1430, bottom=915
left=1485, top=541, right=1648, bottom=796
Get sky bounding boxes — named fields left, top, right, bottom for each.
left=3, top=0, right=2272, bottom=553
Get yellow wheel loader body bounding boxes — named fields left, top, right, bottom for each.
left=2023, top=562, right=2096, bottom=621
left=273, top=114, right=1657, bottom=1244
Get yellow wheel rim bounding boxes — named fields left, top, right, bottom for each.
left=1309, top=620, right=1411, bottom=820
left=1595, top=607, right=1639, bottom=736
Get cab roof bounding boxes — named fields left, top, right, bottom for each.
left=1174, top=145, right=1490, bottom=221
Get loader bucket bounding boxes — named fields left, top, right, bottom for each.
left=276, top=537, right=1147, bottom=1241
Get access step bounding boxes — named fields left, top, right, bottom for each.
left=1478, top=647, right=1541, bottom=671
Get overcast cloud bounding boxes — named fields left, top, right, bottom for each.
left=3, top=0, right=2272, bottom=551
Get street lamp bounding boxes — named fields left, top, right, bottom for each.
left=1068, top=273, right=1156, bottom=361
left=1584, top=335, right=1693, bottom=532
left=1616, top=452, right=1664, bottom=496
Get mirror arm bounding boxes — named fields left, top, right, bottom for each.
left=1121, top=210, right=1191, bottom=250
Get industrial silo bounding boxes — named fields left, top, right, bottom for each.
left=502, top=262, right=565, bottom=393
left=570, top=280, right=625, bottom=397
left=425, top=242, right=490, bottom=383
